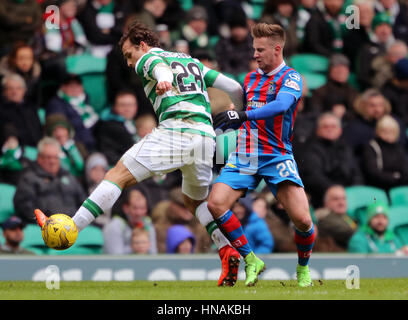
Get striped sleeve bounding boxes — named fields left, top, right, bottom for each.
left=136, top=53, right=167, bottom=80
left=202, top=65, right=220, bottom=87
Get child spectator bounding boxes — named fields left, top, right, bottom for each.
left=233, top=197, right=274, bottom=254
left=166, top=224, right=196, bottom=254
left=84, top=152, right=109, bottom=194
left=131, top=228, right=151, bottom=254
left=103, top=187, right=157, bottom=254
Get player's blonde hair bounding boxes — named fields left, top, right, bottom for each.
left=251, top=23, right=286, bottom=46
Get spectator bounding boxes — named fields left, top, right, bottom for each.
left=13, top=137, right=86, bottom=224
left=310, top=53, right=359, bottom=120
left=0, top=73, right=42, bottom=148
left=0, top=42, right=41, bottom=106
left=342, top=0, right=375, bottom=69
left=0, top=0, right=42, bottom=57
left=301, top=112, right=364, bottom=208
left=356, top=12, right=395, bottom=90
left=156, top=24, right=173, bottom=51
left=233, top=197, right=274, bottom=254
left=94, top=90, right=139, bottom=166
left=0, top=126, right=36, bottom=185
left=343, top=89, right=405, bottom=158
left=172, top=5, right=211, bottom=56
left=135, top=113, right=157, bottom=139
left=43, top=0, right=88, bottom=56
left=215, top=14, right=253, bottom=81
left=296, top=0, right=318, bottom=47
left=314, top=185, right=357, bottom=252
left=77, top=0, right=126, bottom=58
left=84, top=152, right=109, bottom=194
left=46, top=74, right=98, bottom=152
left=374, top=0, right=403, bottom=25
left=303, top=0, right=347, bottom=56
left=130, top=228, right=151, bottom=254
left=152, top=187, right=211, bottom=253
left=103, top=187, right=157, bottom=254
left=0, top=216, right=34, bottom=254
left=166, top=224, right=196, bottom=254
left=252, top=196, right=269, bottom=219
left=348, top=202, right=408, bottom=254
left=372, top=40, right=408, bottom=89
left=362, top=115, right=408, bottom=191
left=382, top=57, right=408, bottom=125
left=261, top=0, right=299, bottom=58
left=44, top=113, right=86, bottom=178
left=105, top=16, right=153, bottom=113
left=265, top=200, right=297, bottom=252
left=392, top=0, right=408, bottom=44
left=133, top=0, right=168, bottom=32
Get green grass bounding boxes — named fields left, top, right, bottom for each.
left=0, top=279, right=407, bottom=300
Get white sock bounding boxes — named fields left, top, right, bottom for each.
left=195, top=201, right=230, bottom=250
left=73, top=180, right=122, bottom=231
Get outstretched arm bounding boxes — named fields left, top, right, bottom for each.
left=213, top=92, right=296, bottom=131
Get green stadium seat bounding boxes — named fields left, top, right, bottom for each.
left=345, top=185, right=389, bottom=225
left=0, top=183, right=16, bottom=223
left=302, top=72, right=327, bottom=92
left=47, top=245, right=102, bottom=255
left=24, top=146, right=37, bottom=161
left=21, top=224, right=49, bottom=255
left=388, top=206, right=408, bottom=245
left=65, top=54, right=108, bottom=114
left=290, top=54, right=329, bottom=74
left=389, top=186, right=408, bottom=207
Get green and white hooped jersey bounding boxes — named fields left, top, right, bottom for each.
left=135, top=48, right=220, bottom=138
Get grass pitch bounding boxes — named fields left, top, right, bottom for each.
left=0, top=279, right=407, bottom=300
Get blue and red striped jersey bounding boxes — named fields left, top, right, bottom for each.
left=234, top=62, right=303, bottom=158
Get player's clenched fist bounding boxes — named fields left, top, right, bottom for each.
left=213, top=110, right=247, bottom=131
left=156, top=81, right=172, bottom=95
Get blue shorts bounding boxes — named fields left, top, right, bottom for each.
left=214, top=154, right=304, bottom=196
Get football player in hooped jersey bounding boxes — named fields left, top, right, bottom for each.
left=35, top=21, right=245, bottom=287
left=208, top=23, right=316, bottom=287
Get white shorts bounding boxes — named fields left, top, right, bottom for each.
left=121, top=127, right=216, bottom=200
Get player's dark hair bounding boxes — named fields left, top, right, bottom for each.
left=251, top=23, right=286, bottom=45
left=119, top=21, right=160, bottom=49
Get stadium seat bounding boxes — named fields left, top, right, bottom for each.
left=389, top=186, right=408, bottom=207
left=388, top=206, right=408, bottom=245
left=290, top=54, right=329, bottom=74
left=24, top=146, right=38, bottom=161
left=21, top=224, right=49, bottom=255
left=302, top=72, right=327, bottom=92
left=345, top=185, right=389, bottom=225
left=63, top=225, right=104, bottom=254
left=0, top=183, right=16, bottom=223
left=65, top=54, right=108, bottom=114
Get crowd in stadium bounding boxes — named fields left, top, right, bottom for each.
left=1, top=0, right=408, bottom=256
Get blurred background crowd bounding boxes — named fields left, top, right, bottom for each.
left=1, top=0, right=408, bottom=256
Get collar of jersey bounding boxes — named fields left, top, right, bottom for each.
left=257, top=61, right=286, bottom=76
left=134, top=47, right=164, bottom=72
